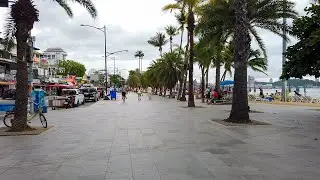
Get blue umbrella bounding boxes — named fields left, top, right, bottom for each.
left=220, top=80, right=234, bottom=86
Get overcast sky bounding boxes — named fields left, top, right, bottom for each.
left=0, top=0, right=314, bottom=83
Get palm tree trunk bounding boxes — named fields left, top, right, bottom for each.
left=221, top=70, right=227, bottom=81
left=169, top=88, right=173, bottom=98
left=170, top=36, right=173, bottom=53
left=159, top=47, right=163, bottom=57
left=176, top=26, right=185, bottom=100
left=227, top=0, right=251, bottom=123
left=180, top=32, right=190, bottom=101
left=215, top=59, right=221, bottom=90
left=205, top=68, right=209, bottom=88
left=11, top=24, right=30, bottom=131
left=187, top=11, right=195, bottom=107
left=159, top=87, right=163, bottom=96
left=201, top=67, right=205, bottom=103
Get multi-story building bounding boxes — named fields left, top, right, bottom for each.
left=0, top=38, right=17, bottom=89
left=41, top=47, right=67, bottom=65
left=40, top=47, right=67, bottom=79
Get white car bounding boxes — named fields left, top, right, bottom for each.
left=62, top=89, right=85, bottom=107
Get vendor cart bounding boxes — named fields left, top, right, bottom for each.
left=50, top=96, right=69, bottom=110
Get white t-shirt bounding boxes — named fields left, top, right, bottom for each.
left=147, top=87, right=152, bottom=94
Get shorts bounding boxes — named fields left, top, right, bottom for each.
left=122, top=92, right=126, bottom=97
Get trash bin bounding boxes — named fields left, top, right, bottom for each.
left=110, top=90, right=117, bottom=100
left=33, top=89, right=48, bottom=113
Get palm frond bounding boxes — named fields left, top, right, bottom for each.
left=55, top=0, right=73, bottom=17
left=70, top=0, right=97, bottom=18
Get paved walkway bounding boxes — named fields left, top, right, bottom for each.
left=0, top=93, right=319, bottom=180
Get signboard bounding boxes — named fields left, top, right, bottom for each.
left=0, top=0, right=8, bottom=7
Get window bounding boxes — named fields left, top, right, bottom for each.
left=52, top=55, right=55, bottom=59
left=47, top=55, right=51, bottom=59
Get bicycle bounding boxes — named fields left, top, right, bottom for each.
left=3, top=101, right=47, bottom=128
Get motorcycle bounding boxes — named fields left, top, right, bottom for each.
left=64, top=96, right=75, bottom=109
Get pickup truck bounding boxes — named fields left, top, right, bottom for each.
left=61, top=89, right=85, bottom=107
left=80, top=87, right=100, bottom=102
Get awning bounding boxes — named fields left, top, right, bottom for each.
left=220, top=80, right=234, bottom=86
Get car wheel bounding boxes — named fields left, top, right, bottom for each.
left=82, top=100, right=85, bottom=105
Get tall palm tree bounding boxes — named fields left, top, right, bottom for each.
left=134, top=50, right=144, bottom=72
left=147, top=32, right=168, bottom=57
left=227, top=0, right=251, bottom=123
left=163, top=3, right=188, bottom=101
left=3, top=0, right=97, bottom=131
left=165, top=25, right=178, bottom=52
left=163, top=0, right=205, bottom=107
left=195, top=42, right=212, bottom=103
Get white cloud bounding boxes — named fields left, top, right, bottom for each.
left=0, top=0, right=314, bottom=83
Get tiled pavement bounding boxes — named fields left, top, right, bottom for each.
left=0, top=93, right=319, bottom=180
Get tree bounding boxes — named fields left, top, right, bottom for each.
left=57, top=60, right=86, bottom=77
left=127, top=69, right=141, bottom=88
left=134, top=50, right=144, bottom=72
left=221, top=42, right=268, bottom=80
left=147, top=32, right=168, bottom=57
left=197, top=0, right=298, bottom=58
left=145, top=51, right=183, bottom=97
left=281, top=2, right=320, bottom=79
left=165, top=25, right=178, bottom=52
left=3, top=0, right=97, bottom=131
left=163, top=1, right=188, bottom=101
left=226, top=0, right=251, bottom=123
left=109, top=74, right=124, bottom=87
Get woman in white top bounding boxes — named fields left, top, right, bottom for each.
left=147, top=86, right=152, bottom=100
left=137, top=87, right=142, bottom=101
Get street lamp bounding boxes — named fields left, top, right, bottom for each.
left=80, top=24, right=108, bottom=97
left=101, top=49, right=128, bottom=85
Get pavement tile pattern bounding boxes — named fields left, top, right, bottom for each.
left=0, top=93, right=319, bottom=180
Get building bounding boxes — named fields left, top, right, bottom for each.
left=40, top=47, right=67, bottom=79
left=0, top=38, right=17, bottom=89
left=316, top=78, right=319, bottom=83
left=41, top=47, right=67, bottom=65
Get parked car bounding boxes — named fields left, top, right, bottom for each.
left=61, top=89, right=85, bottom=107
left=80, top=87, right=100, bottom=102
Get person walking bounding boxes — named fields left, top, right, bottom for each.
left=147, top=86, right=152, bottom=100
left=121, top=86, right=127, bottom=103
left=137, top=87, right=142, bottom=101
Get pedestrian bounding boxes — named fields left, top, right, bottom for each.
left=147, top=86, right=152, bottom=100
left=137, top=86, right=142, bottom=101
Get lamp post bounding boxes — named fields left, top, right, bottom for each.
left=102, top=49, right=128, bottom=87
left=80, top=24, right=108, bottom=97
left=281, top=0, right=287, bottom=102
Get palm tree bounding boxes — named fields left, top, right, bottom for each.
left=197, top=0, right=297, bottom=57
left=165, top=25, right=178, bottom=52
left=226, top=0, right=251, bottom=123
left=147, top=32, right=168, bottom=57
left=134, top=50, right=144, bottom=73
left=3, top=0, right=97, bottom=131
left=147, top=51, right=183, bottom=97
left=164, top=0, right=205, bottom=107
left=221, top=43, right=268, bottom=81
left=195, top=42, right=212, bottom=103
